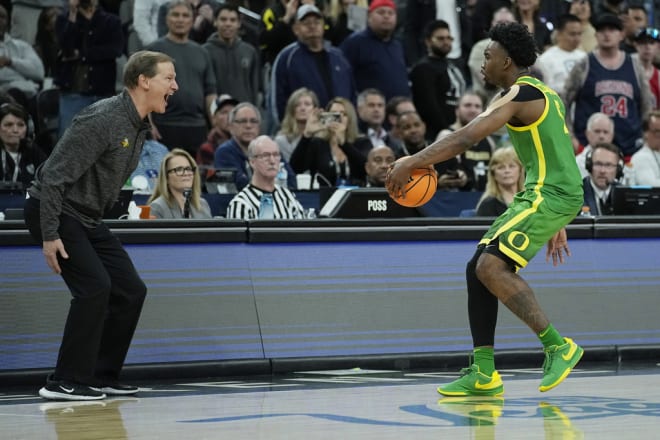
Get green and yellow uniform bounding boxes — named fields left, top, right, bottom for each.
left=480, top=76, right=583, bottom=269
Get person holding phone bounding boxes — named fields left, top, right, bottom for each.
left=289, top=96, right=365, bottom=187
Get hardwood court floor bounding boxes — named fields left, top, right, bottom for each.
left=2, top=363, right=660, bottom=439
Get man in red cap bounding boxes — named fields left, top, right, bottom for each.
left=340, top=0, right=410, bottom=101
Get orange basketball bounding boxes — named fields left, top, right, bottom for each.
left=389, top=166, right=438, bottom=207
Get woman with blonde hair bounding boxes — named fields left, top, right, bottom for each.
left=290, top=96, right=365, bottom=187
left=275, top=87, right=319, bottom=161
left=148, top=148, right=212, bottom=218
left=475, top=147, right=525, bottom=217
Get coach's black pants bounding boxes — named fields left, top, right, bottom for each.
left=24, top=197, right=147, bottom=385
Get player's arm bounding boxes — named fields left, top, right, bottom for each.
left=386, top=87, right=522, bottom=194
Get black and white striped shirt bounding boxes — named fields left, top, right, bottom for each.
left=226, top=184, right=305, bottom=219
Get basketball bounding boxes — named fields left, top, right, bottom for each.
left=389, top=165, right=438, bottom=207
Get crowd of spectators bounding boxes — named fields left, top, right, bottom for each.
left=2, top=0, right=660, bottom=218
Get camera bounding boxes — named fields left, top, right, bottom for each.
left=319, top=112, right=342, bottom=125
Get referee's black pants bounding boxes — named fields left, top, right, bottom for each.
left=24, top=197, right=147, bottom=386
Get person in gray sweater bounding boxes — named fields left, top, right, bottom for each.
left=23, top=50, right=178, bottom=401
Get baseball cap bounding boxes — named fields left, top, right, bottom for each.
left=296, top=4, right=322, bottom=21
left=594, top=13, right=623, bottom=31
left=368, top=0, right=396, bottom=13
left=210, top=94, right=239, bottom=115
left=634, top=27, right=660, bottom=43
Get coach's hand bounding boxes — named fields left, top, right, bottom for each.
left=43, top=239, right=69, bottom=274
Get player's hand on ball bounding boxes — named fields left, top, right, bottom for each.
left=386, top=156, right=414, bottom=198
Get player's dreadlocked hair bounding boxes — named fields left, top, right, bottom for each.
left=488, top=22, right=539, bottom=68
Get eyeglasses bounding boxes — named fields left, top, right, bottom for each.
left=252, top=152, right=281, bottom=161
left=167, top=166, right=196, bottom=176
left=233, top=118, right=260, bottom=125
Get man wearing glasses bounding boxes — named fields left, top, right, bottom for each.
left=23, top=51, right=178, bottom=401
left=582, top=142, right=624, bottom=215
left=226, top=135, right=305, bottom=219
left=214, top=102, right=296, bottom=190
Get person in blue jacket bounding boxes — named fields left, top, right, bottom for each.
left=270, top=4, right=356, bottom=123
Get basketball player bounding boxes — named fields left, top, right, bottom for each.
left=23, top=51, right=178, bottom=401
left=386, top=22, right=584, bottom=396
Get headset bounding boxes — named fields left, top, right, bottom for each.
left=585, top=143, right=624, bottom=181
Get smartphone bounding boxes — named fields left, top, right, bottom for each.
left=319, top=112, right=342, bottom=125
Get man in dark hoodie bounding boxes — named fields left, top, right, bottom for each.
left=203, top=3, right=260, bottom=105
left=23, top=50, right=178, bottom=401
left=409, top=19, right=466, bottom=140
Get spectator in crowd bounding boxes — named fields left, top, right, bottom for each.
left=355, top=88, right=402, bottom=156
left=133, top=0, right=169, bottom=47
left=410, top=19, right=466, bottom=140
left=324, top=0, right=368, bottom=47
left=290, top=96, right=365, bottom=187
left=0, top=5, right=45, bottom=107
left=55, top=0, right=123, bottom=138
left=10, top=0, right=62, bottom=46
left=535, top=14, right=586, bottom=95
left=270, top=3, right=355, bottom=123
left=567, top=0, right=596, bottom=53
left=275, top=87, right=318, bottom=161
left=563, top=13, right=650, bottom=160
left=226, top=135, right=305, bottom=219
left=33, top=6, right=61, bottom=79
left=396, top=110, right=427, bottom=156
left=260, top=0, right=315, bottom=65
left=156, top=0, right=217, bottom=44
left=512, top=0, right=552, bottom=52
left=147, top=0, right=216, bottom=156
left=582, top=142, right=623, bottom=216
left=148, top=148, right=212, bottom=218
left=475, top=146, right=524, bottom=217
left=197, top=94, right=238, bottom=168
left=385, top=95, right=414, bottom=151
left=404, top=0, right=472, bottom=68
left=362, top=144, right=394, bottom=187
left=575, top=112, right=615, bottom=178
left=633, top=27, right=660, bottom=110
left=619, top=4, right=648, bottom=54
left=468, top=6, right=515, bottom=105
left=0, top=102, right=46, bottom=187
left=214, top=102, right=296, bottom=190
left=203, top=3, right=260, bottom=105
left=631, top=110, right=660, bottom=186
left=340, top=0, right=409, bottom=100
left=437, top=92, right=496, bottom=192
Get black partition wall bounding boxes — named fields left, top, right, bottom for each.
left=1, top=217, right=659, bottom=381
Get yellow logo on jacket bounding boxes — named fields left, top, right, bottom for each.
left=121, top=138, right=129, bottom=148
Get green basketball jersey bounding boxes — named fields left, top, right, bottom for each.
left=505, top=76, right=583, bottom=214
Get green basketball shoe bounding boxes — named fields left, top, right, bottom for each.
left=437, top=364, right=504, bottom=397
left=539, top=337, right=584, bottom=392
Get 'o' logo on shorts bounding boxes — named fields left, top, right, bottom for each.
left=507, top=231, right=530, bottom=251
